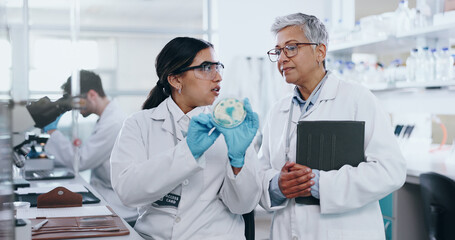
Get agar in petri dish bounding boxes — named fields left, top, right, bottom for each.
left=212, top=98, right=246, bottom=128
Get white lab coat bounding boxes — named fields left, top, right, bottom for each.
left=45, top=101, right=138, bottom=221
left=259, top=74, right=406, bottom=240
left=110, top=97, right=262, bottom=240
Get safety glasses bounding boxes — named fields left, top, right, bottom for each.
left=174, top=61, right=224, bottom=80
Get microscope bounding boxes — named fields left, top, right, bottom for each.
left=26, top=95, right=73, bottom=128
left=11, top=95, right=73, bottom=174
left=13, top=133, right=54, bottom=171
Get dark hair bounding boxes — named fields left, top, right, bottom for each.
left=142, top=37, right=213, bottom=110
left=61, top=70, right=106, bottom=97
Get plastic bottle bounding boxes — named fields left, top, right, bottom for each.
left=430, top=48, right=437, bottom=81
left=422, top=47, right=434, bottom=82
left=344, top=61, right=356, bottom=82
left=446, top=49, right=454, bottom=81
left=452, top=54, right=455, bottom=80
left=414, top=8, right=428, bottom=28
left=435, top=48, right=443, bottom=81
left=324, top=18, right=332, bottom=35
left=333, top=60, right=344, bottom=78
left=395, top=0, right=413, bottom=34
left=406, top=48, right=418, bottom=82
left=436, top=47, right=454, bottom=81
left=387, top=59, right=402, bottom=83
left=355, top=61, right=367, bottom=83
left=415, top=48, right=426, bottom=82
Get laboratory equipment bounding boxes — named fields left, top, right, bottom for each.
left=13, top=133, right=54, bottom=171
left=212, top=98, right=246, bottom=128
left=26, top=96, right=72, bottom=129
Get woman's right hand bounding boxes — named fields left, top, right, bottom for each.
left=213, top=98, right=259, bottom=168
left=186, top=113, right=221, bottom=159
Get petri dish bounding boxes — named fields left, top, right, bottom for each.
left=212, top=98, right=246, bottom=128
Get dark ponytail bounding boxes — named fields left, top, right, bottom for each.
left=142, top=37, right=213, bottom=110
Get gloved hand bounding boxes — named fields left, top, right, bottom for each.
left=214, top=98, right=259, bottom=168
left=43, top=114, right=62, bottom=133
left=187, top=113, right=221, bottom=159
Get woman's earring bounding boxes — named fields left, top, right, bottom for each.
left=178, top=87, right=182, bottom=94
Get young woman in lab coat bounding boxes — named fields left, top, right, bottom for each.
left=259, top=13, right=407, bottom=240
left=110, top=37, right=262, bottom=240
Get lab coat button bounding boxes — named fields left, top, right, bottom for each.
left=292, top=236, right=298, bottom=240
left=175, top=217, right=181, bottom=223
left=183, top=179, right=189, bottom=185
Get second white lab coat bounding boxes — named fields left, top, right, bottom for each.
left=110, top=97, right=262, bottom=240
left=45, top=101, right=138, bottom=221
left=259, top=74, right=407, bottom=240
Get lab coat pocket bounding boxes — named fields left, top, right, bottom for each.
left=324, top=202, right=385, bottom=240
left=135, top=204, right=175, bottom=239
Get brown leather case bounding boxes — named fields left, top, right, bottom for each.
left=37, top=187, right=83, bottom=208
left=30, top=206, right=130, bottom=239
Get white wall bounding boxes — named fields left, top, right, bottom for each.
left=216, top=0, right=327, bottom=67
left=214, top=0, right=328, bottom=121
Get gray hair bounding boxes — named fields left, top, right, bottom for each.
left=271, top=13, right=329, bottom=49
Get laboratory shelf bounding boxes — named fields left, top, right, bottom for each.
left=396, top=23, right=455, bottom=39
left=329, top=35, right=388, bottom=54
left=366, top=79, right=455, bottom=92
left=329, top=23, right=455, bottom=55
left=394, top=79, right=455, bottom=88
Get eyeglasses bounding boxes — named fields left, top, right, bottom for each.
left=267, top=42, right=318, bottom=62
left=174, top=61, right=224, bottom=80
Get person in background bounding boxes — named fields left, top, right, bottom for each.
left=43, top=70, right=138, bottom=225
left=258, top=13, right=406, bottom=240
left=110, top=37, right=262, bottom=240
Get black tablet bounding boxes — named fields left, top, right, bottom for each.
left=24, top=168, right=75, bottom=181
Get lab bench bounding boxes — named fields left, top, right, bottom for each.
left=21, top=173, right=143, bottom=240
left=380, top=147, right=454, bottom=240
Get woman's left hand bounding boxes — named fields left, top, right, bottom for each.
left=214, top=98, right=259, bottom=168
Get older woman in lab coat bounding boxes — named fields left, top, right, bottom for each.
left=259, top=13, right=407, bottom=240
left=110, top=37, right=262, bottom=240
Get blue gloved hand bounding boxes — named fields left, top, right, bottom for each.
left=43, top=114, right=62, bottom=133
left=187, top=113, right=221, bottom=159
left=214, top=98, right=259, bottom=168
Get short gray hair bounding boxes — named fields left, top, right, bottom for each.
left=271, top=13, right=329, bottom=49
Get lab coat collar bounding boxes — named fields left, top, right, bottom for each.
left=97, top=99, right=117, bottom=124
left=150, top=97, right=207, bottom=141
left=149, top=97, right=169, bottom=121
left=279, top=71, right=338, bottom=113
